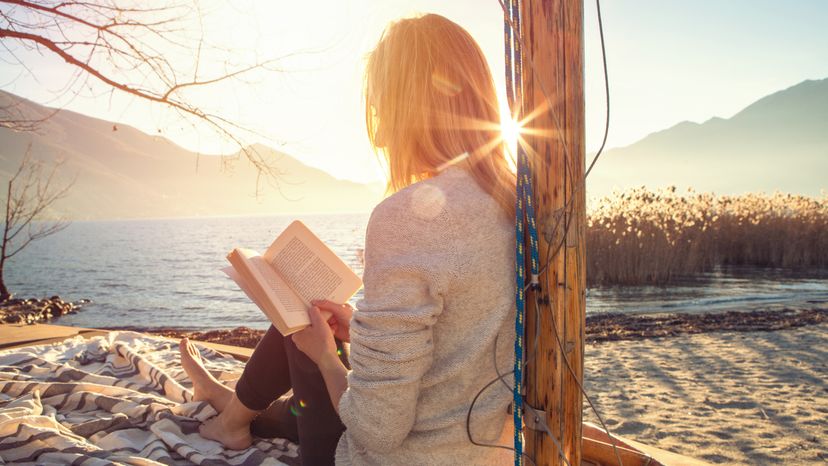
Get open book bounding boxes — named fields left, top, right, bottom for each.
left=222, top=220, right=363, bottom=336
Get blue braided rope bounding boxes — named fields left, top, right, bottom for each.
left=505, top=1, right=540, bottom=465
left=513, top=169, right=525, bottom=466
left=512, top=0, right=539, bottom=280
left=513, top=0, right=539, bottom=287
left=503, top=2, right=521, bottom=465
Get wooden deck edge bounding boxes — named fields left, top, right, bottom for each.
left=0, top=330, right=112, bottom=351
left=615, top=436, right=712, bottom=466
left=584, top=422, right=712, bottom=466
left=0, top=324, right=252, bottom=361
left=583, top=436, right=657, bottom=466
left=0, top=323, right=101, bottom=350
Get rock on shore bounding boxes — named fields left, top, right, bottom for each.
left=585, top=307, right=826, bottom=342
left=110, top=326, right=267, bottom=348
left=0, top=296, right=91, bottom=324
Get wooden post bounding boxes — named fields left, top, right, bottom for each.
left=519, top=1, right=585, bottom=465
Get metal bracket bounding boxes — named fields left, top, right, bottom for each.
left=523, top=403, right=550, bottom=432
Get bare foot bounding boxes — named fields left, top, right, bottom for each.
left=199, top=412, right=253, bottom=450
left=179, top=338, right=233, bottom=411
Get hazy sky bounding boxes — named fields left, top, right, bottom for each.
left=2, top=0, right=827, bottom=184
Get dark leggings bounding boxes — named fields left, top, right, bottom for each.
left=235, top=325, right=349, bottom=466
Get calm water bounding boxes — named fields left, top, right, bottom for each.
left=7, top=214, right=828, bottom=330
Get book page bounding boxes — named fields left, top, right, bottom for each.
left=271, top=238, right=343, bottom=305
left=228, top=248, right=310, bottom=330
left=263, top=220, right=363, bottom=306
left=248, top=256, right=307, bottom=316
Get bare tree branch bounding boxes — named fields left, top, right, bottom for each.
left=0, top=145, right=74, bottom=300
left=0, top=0, right=290, bottom=186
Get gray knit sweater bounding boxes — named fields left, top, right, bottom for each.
left=335, top=166, right=516, bottom=465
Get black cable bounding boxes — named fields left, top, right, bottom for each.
left=465, top=366, right=539, bottom=466
left=468, top=301, right=571, bottom=466
left=585, top=0, right=610, bottom=179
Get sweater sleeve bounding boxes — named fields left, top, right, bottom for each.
left=337, top=195, right=456, bottom=453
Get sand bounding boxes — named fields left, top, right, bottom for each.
left=584, top=323, right=827, bottom=465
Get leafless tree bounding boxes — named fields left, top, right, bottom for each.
left=1, top=147, right=73, bottom=301
left=0, top=0, right=285, bottom=180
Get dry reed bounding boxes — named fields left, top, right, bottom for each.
left=586, top=188, right=828, bottom=286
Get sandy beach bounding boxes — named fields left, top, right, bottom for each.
left=0, top=305, right=814, bottom=464
left=104, top=308, right=828, bottom=464
left=584, top=322, right=827, bottom=464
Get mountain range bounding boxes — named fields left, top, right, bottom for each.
left=1, top=77, right=826, bottom=219
left=0, top=91, right=383, bottom=220
left=587, top=78, right=828, bottom=199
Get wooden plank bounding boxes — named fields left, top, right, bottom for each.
left=0, top=324, right=252, bottom=362
left=520, top=0, right=585, bottom=465
left=0, top=323, right=99, bottom=350
left=583, top=422, right=641, bottom=451
left=584, top=423, right=711, bottom=466
left=583, top=437, right=657, bottom=466
left=616, top=436, right=713, bottom=466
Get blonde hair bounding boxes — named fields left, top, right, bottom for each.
left=364, top=14, right=516, bottom=217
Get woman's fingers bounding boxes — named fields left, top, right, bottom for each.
left=311, top=300, right=352, bottom=343
left=312, top=299, right=352, bottom=318
left=312, top=299, right=340, bottom=311
left=308, top=305, right=326, bottom=325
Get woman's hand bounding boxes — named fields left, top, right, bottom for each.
left=292, top=305, right=338, bottom=368
left=312, top=299, right=353, bottom=343
left=292, top=305, right=350, bottom=414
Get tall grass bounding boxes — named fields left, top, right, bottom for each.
left=586, top=188, right=828, bottom=286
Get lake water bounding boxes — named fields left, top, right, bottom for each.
left=6, top=214, right=828, bottom=330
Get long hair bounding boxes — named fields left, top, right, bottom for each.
left=364, top=14, right=516, bottom=217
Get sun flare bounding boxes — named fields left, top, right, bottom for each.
left=501, top=116, right=521, bottom=153
left=500, top=114, right=523, bottom=172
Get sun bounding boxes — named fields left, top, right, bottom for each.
left=501, top=116, right=521, bottom=152
left=500, top=114, right=523, bottom=172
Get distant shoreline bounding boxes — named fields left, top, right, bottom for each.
left=102, top=306, right=827, bottom=349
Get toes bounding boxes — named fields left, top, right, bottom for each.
left=181, top=337, right=198, bottom=358
left=189, top=343, right=202, bottom=360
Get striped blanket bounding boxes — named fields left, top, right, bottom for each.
left=0, top=331, right=300, bottom=465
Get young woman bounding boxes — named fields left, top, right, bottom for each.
left=179, top=13, right=517, bottom=465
